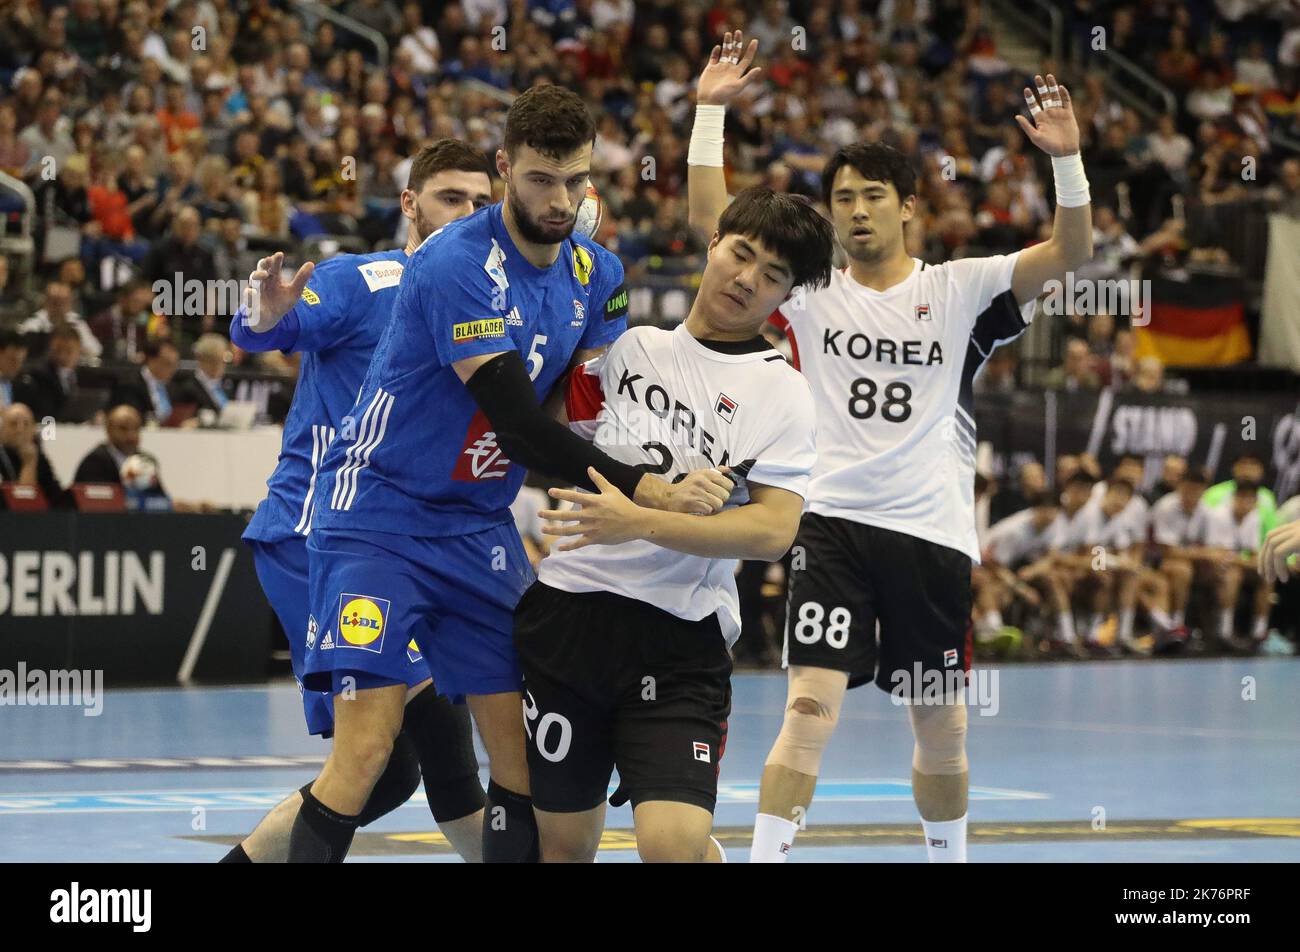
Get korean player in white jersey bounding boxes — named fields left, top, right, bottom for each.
left=688, top=33, right=1094, bottom=862
left=513, top=186, right=834, bottom=862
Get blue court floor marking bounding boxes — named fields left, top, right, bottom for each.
left=0, top=780, right=1049, bottom=814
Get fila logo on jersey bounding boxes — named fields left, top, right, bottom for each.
left=453, top=410, right=511, bottom=481
left=338, top=595, right=389, bottom=652
left=944, top=648, right=958, bottom=667
left=357, top=262, right=403, bottom=292
left=306, top=615, right=318, bottom=649
left=715, top=393, right=738, bottom=423
left=453, top=318, right=506, bottom=342
left=693, top=741, right=711, bottom=763
left=823, top=330, right=943, bottom=366
left=915, top=303, right=931, bottom=320
left=616, top=370, right=737, bottom=469
left=571, top=299, right=585, bottom=327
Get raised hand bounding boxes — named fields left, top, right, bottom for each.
left=1014, top=73, right=1081, bottom=157
left=698, top=30, right=763, bottom=107
left=243, top=251, right=315, bottom=332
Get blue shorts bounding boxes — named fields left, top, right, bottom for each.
left=303, top=522, right=534, bottom=701
left=248, top=537, right=337, bottom=736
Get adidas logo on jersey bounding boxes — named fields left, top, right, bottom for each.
left=505, top=307, right=523, bottom=326
left=321, top=631, right=334, bottom=650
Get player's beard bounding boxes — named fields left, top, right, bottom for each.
left=506, top=180, right=575, bottom=245
left=413, top=202, right=438, bottom=243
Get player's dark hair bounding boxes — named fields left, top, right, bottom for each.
left=49, top=322, right=82, bottom=344
left=821, top=142, right=917, bottom=206
left=0, top=328, right=25, bottom=350
left=1231, top=453, right=1263, bottom=468
left=406, top=138, right=492, bottom=193
left=716, top=187, right=835, bottom=291
left=1026, top=489, right=1058, bottom=509
left=503, top=85, right=596, bottom=161
left=1182, top=466, right=1211, bottom=485
left=142, top=338, right=177, bottom=360
left=1106, top=477, right=1135, bottom=497
left=1065, top=471, right=1095, bottom=491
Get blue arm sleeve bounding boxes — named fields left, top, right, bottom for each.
left=230, top=305, right=301, bottom=352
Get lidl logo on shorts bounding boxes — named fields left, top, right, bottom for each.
left=453, top=318, right=506, bottom=343
left=943, top=648, right=958, bottom=667
left=693, top=741, right=711, bottom=763
left=406, top=639, right=423, bottom=664
left=338, top=595, right=390, bottom=652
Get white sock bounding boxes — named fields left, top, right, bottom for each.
left=1252, top=616, right=1268, bottom=640
left=1087, top=613, right=1104, bottom=642
left=1057, top=612, right=1076, bottom=643
left=922, top=815, right=968, bottom=863
left=708, top=835, right=727, bottom=863
left=1219, top=609, right=1233, bottom=639
left=750, top=813, right=799, bottom=864
left=1172, top=609, right=1185, bottom=627
left=1150, top=608, right=1174, bottom=631
left=1119, top=607, right=1136, bottom=641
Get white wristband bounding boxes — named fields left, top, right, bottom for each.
left=1051, top=152, right=1090, bottom=208
left=688, top=104, right=726, bottom=167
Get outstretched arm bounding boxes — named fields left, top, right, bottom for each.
left=1009, top=74, right=1095, bottom=305
left=687, top=31, right=763, bottom=239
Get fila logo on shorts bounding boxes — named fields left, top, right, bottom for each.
left=693, top=741, right=711, bottom=763
left=715, top=393, right=738, bottom=423
left=928, top=837, right=948, bottom=848
left=944, top=648, right=958, bottom=667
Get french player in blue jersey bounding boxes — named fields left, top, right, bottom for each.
left=221, top=141, right=495, bottom=863
left=286, top=86, right=736, bottom=863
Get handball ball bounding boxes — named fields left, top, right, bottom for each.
left=574, top=181, right=604, bottom=240
left=120, top=454, right=157, bottom=491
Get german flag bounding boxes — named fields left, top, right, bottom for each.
left=1135, top=273, right=1252, bottom=366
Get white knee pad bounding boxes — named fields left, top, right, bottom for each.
left=764, top=667, right=847, bottom=776
left=909, top=702, right=968, bottom=776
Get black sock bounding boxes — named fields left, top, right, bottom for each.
left=404, top=685, right=486, bottom=822
left=482, top=779, right=539, bottom=863
left=218, top=842, right=252, bottom=863
left=288, top=782, right=360, bottom=863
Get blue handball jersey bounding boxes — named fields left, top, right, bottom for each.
left=311, top=202, right=628, bottom=539
left=243, top=248, right=409, bottom=543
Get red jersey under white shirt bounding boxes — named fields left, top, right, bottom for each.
left=538, top=323, right=818, bottom=645
left=768, top=253, right=1035, bottom=562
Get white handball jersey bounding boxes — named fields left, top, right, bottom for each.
left=1193, top=505, right=1262, bottom=552
left=1090, top=480, right=1150, bottom=543
left=1057, top=500, right=1134, bottom=551
left=769, top=253, right=1035, bottom=562
left=983, top=508, right=1064, bottom=566
left=1150, top=492, right=1204, bottom=547
left=539, top=323, right=818, bottom=645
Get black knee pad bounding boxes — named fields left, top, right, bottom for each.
left=356, top=731, right=422, bottom=827
left=403, top=684, right=486, bottom=822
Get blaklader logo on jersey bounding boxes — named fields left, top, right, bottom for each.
left=452, top=409, right=512, bottom=481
